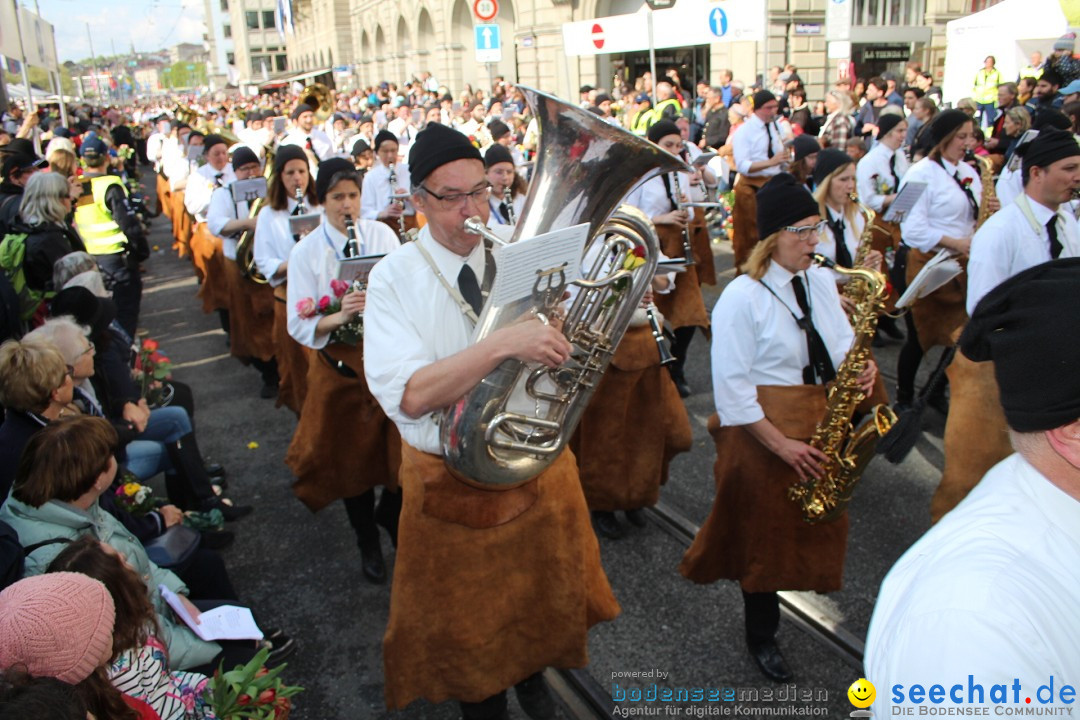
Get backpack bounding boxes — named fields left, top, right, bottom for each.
left=0, top=230, right=50, bottom=322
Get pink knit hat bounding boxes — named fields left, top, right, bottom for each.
left=0, top=572, right=116, bottom=683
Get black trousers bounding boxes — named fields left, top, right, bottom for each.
left=96, top=251, right=143, bottom=338
left=742, top=590, right=780, bottom=646
left=895, top=312, right=923, bottom=404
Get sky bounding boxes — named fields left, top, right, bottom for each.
left=33, top=0, right=207, bottom=63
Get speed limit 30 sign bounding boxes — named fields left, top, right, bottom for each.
left=473, top=0, right=498, bottom=21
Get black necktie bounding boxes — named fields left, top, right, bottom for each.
left=764, top=121, right=775, bottom=159
left=887, top=153, right=899, bottom=189
left=791, top=275, right=837, bottom=385
left=458, top=264, right=483, bottom=315
left=498, top=201, right=511, bottom=222
left=828, top=212, right=854, bottom=268
left=1047, top=216, right=1063, bottom=259
left=952, top=170, right=978, bottom=218
left=214, top=173, right=223, bottom=188
left=306, top=136, right=321, bottom=166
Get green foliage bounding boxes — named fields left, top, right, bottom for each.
left=162, top=60, right=207, bottom=90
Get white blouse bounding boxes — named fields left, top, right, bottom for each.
left=252, top=199, right=323, bottom=288
left=710, top=261, right=854, bottom=427
left=183, top=163, right=235, bottom=224
left=818, top=205, right=865, bottom=274
left=899, top=156, right=982, bottom=253
left=286, top=217, right=400, bottom=350
left=856, top=142, right=909, bottom=213
left=206, top=184, right=250, bottom=261
left=361, top=162, right=415, bottom=220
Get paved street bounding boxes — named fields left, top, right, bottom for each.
left=137, top=204, right=954, bottom=719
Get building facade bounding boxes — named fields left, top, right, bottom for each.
left=228, top=0, right=289, bottom=84
left=202, top=0, right=234, bottom=90
left=283, top=0, right=985, bottom=100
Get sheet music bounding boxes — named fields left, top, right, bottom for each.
left=895, top=249, right=963, bottom=309
left=337, top=254, right=385, bottom=286
left=882, top=181, right=927, bottom=223
left=489, top=224, right=589, bottom=307
left=288, top=213, right=321, bottom=239
left=160, top=585, right=264, bottom=641
left=231, top=177, right=267, bottom=203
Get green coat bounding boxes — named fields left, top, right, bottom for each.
left=0, top=496, right=220, bottom=670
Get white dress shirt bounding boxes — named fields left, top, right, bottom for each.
left=146, top=132, right=167, bottom=172
left=238, top=127, right=272, bottom=159
left=856, top=142, right=909, bottom=213
left=364, top=226, right=488, bottom=454
left=286, top=218, right=399, bottom=350
left=818, top=205, right=865, bottom=273
left=253, top=199, right=324, bottom=288
left=206, top=184, right=250, bottom=260
left=485, top=192, right=525, bottom=227
left=966, top=194, right=1080, bottom=314
left=995, top=164, right=1024, bottom=207
left=184, top=163, right=236, bottom=223
left=732, top=114, right=785, bottom=178
left=624, top=172, right=704, bottom=218
left=865, top=454, right=1080, bottom=713
left=360, top=162, right=415, bottom=220
left=898, top=157, right=981, bottom=252
left=280, top=128, right=333, bottom=164
left=164, top=141, right=194, bottom=191
left=710, top=261, right=853, bottom=427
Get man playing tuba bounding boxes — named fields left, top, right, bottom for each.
left=363, top=122, right=619, bottom=720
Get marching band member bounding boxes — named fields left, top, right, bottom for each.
left=483, top=144, right=525, bottom=228
left=185, top=135, right=235, bottom=327
left=253, top=145, right=322, bottom=415
left=931, top=127, right=1080, bottom=522
left=680, top=173, right=876, bottom=683
left=285, top=157, right=401, bottom=584
left=731, top=91, right=790, bottom=271
left=238, top=110, right=271, bottom=160
left=164, top=126, right=200, bottom=256
left=812, top=149, right=864, bottom=273
left=895, top=110, right=994, bottom=412
left=364, top=123, right=618, bottom=720
left=208, top=146, right=279, bottom=399
left=626, top=120, right=711, bottom=398
left=280, top=103, right=332, bottom=170
left=361, top=130, right=417, bottom=240
left=350, top=138, right=374, bottom=181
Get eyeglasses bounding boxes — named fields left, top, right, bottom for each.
left=80, top=340, right=95, bottom=357
left=64, top=365, right=74, bottom=377
left=420, top=184, right=491, bottom=208
left=782, top=221, right=827, bottom=240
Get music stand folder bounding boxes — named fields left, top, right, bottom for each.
left=895, top=249, right=962, bottom=309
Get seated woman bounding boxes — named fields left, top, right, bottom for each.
left=0, top=416, right=289, bottom=673
left=47, top=537, right=214, bottom=720
left=0, top=571, right=151, bottom=719
left=49, top=287, right=248, bottom=521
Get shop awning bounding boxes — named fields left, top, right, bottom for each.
left=258, top=67, right=333, bottom=90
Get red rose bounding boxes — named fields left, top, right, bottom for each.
left=632, top=245, right=646, bottom=258
left=330, top=278, right=349, bottom=298
left=238, top=694, right=252, bottom=706
left=317, top=295, right=331, bottom=312
left=143, top=339, right=159, bottom=352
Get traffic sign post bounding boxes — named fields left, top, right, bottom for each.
left=473, top=0, right=498, bottom=22
left=474, top=23, right=501, bottom=64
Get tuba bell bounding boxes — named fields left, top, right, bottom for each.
left=440, top=86, right=690, bottom=489
left=298, top=83, right=334, bottom=125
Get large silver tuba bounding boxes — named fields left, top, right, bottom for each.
left=440, top=86, right=689, bottom=489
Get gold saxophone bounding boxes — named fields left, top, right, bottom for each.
left=841, top=193, right=877, bottom=303
left=787, top=254, right=898, bottom=524
left=975, top=155, right=997, bottom=230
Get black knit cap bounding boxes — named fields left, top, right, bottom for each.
left=202, top=134, right=227, bottom=154
left=1023, top=126, right=1080, bottom=175
left=756, top=173, right=821, bottom=240
left=290, top=103, right=314, bottom=120
left=314, top=157, right=360, bottom=203
left=960, top=258, right=1080, bottom=432
left=876, top=113, right=904, bottom=139
left=408, top=123, right=483, bottom=187
left=647, top=119, right=680, bottom=144
left=485, top=143, right=514, bottom=168
left=812, top=148, right=854, bottom=187
left=792, top=135, right=821, bottom=162
left=929, top=109, right=972, bottom=148
left=488, top=120, right=511, bottom=141
left=350, top=138, right=371, bottom=156
left=373, top=130, right=397, bottom=152
left=273, top=144, right=308, bottom=173
left=752, top=90, right=777, bottom=110
left=231, top=146, right=260, bottom=169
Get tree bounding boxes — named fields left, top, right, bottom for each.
left=26, top=65, right=75, bottom=95
left=162, top=60, right=207, bottom=90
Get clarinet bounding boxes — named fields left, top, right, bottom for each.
left=294, top=185, right=307, bottom=215
left=388, top=164, right=405, bottom=236
left=344, top=214, right=361, bottom=259
left=645, top=303, right=675, bottom=365
left=670, top=171, right=696, bottom=267
left=502, top=185, right=516, bottom=225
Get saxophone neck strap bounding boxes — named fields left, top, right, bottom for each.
left=414, top=237, right=496, bottom=326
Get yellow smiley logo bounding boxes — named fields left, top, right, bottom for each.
left=848, top=678, right=876, bottom=708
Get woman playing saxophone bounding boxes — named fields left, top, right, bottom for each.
left=680, top=173, right=876, bottom=684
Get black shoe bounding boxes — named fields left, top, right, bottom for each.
left=624, top=508, right=647, bottom=527
left=674, top=376, right=692, bottom=398
left=262, top=626, right=286, bottom=643
left=360, top=541, right=386, bottom=584
left=748, top=640, right=793, bottom=682
left=204, top=498, right=253, bottom=522
left=260, top=634, right=297, bottom=667
left=205, top=463, right=226, bottom=481
left=259, top=382, right=279, bottom=399
left=592, top=511, right=624, bottom=540
left=200, top=529, right=234, bottom=551
left=515, top=672, right=556, bottom=720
